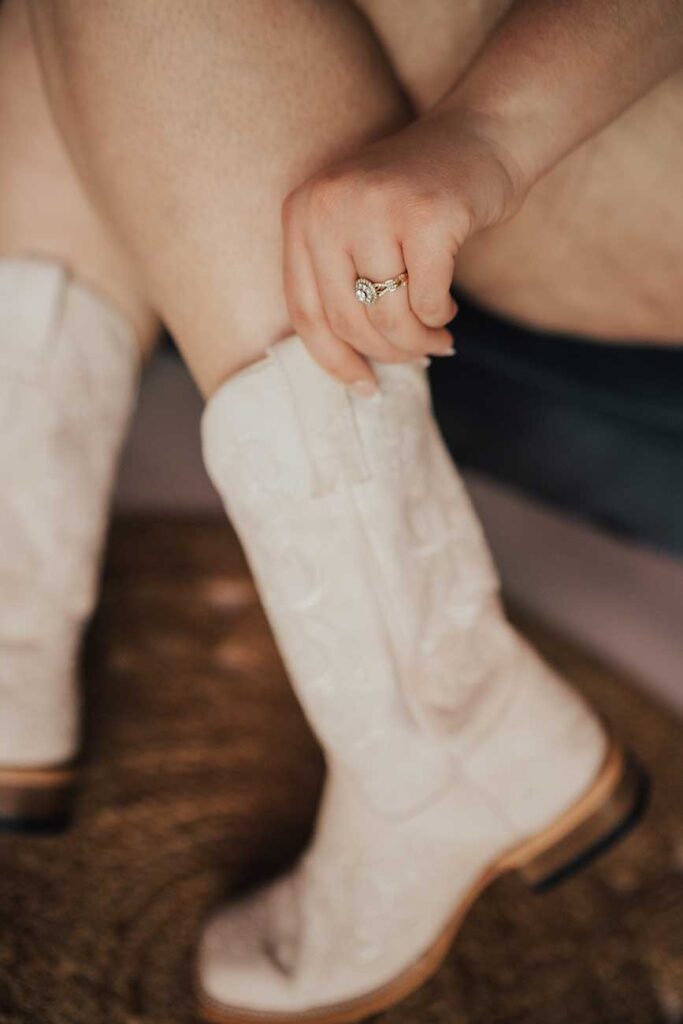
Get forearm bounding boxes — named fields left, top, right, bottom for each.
left=438, top=0, right=683, bottom=190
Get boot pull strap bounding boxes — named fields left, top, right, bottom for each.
left=267, top=337, right=372, bottom=498
left=0, top=259, right=66, bottom=382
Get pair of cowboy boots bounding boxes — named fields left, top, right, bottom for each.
left=1, top=256, right=642, bottom=1023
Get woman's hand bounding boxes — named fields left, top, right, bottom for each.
left=282, top=108, right=525, bottom=396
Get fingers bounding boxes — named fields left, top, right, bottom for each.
left=356, top=236, right=453, bottom=357
left=309, top=241, right=417, bottom=366
left=283, top=215, right=377, bottom=392
left=402, top=230, right=458, bottom=329
left=282, top=171, right=460, bottom=393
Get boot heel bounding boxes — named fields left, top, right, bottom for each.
left=506, top=746, right=649, bottom=891
left=0, top=765, right=77, bottom=834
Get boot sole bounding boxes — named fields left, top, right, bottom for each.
left=0, top=764, right=77, bottom=833
left=196, top=737, right=648, bottom=1024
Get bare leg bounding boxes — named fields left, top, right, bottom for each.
left=29, top=0, right=412, bottom=395
left=0, top=0, right=157, bottom=353
left=23, top=8, right=631, bottom=1019
left=28, top=0, right=683, bottom=359
left=355, top=0, right=512, bottom=111
left=0, top=0, right=158, bottom=825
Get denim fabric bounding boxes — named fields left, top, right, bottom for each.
left=432, top=295, right=683, bottom=555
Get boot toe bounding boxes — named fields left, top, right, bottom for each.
left=198, top=893, right=303, bottom=1017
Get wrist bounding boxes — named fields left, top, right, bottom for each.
left=422, top=102, right=535, bottom=229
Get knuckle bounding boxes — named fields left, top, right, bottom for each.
left=361, top=180, right=391, bottom=215
left=289, top=302, right=318, bottom=332
left=370, top=302, right=402, bottom=335
left=365, top=188, right=404, bottom=225
left=406, top=192, right=444, bottom=230
left=281, top=190, right=298, bottom=226
left=327, top=307, right=356, bottom=339
left=308, top=174, right=347, bottom=216
left=412, top=293, right=446, bottom=323
left=447, top=200, right=475, bottom=247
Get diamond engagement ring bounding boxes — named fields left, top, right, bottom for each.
left=355, top=271, right=408, bottom=306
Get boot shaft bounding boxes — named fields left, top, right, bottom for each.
left=0, top=258, right=139, bottom=766
left=0, top=258, right=139, bottom=628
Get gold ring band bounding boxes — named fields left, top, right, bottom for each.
left=355, top=272, right=408, bottom=306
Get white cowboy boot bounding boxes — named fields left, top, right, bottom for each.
left=0, top=258, right=139, bottom=827
left=197, top=337, right=644, bottom=1023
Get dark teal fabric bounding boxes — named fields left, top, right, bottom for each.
left=432, top=296, right=682, bottom=556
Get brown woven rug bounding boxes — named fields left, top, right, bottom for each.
left=1, top=517, right=681, bottom=1024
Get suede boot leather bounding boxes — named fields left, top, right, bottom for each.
left=198, top=336, right=608, bottom=1016
left=0, top=258, right=139, bottom=769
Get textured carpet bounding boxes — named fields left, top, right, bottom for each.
left=1, top=517, right=682, bottom=1024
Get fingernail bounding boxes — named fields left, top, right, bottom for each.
left=416, top=357, right=432, bottom=369
left=431, top=346, right=456, bottom=357
left=351, top=379, right=379, bottom=399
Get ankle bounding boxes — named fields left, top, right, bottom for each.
left=178, top=310, right=295, bottom=400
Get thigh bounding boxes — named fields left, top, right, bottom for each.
left=30, top=0, right=414, bottom=394
left=0, top=0, right=157, bottom=350
left=355, top=0, right=512, bottom=111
